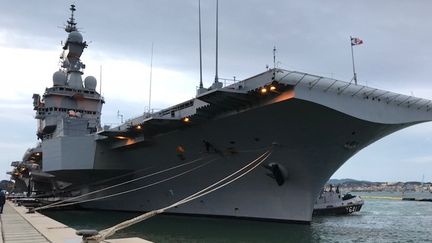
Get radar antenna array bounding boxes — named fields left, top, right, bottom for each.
left=65, top=4, right=78, bottom=33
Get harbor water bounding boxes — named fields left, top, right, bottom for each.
left=42, top=192, right=432, bottom=243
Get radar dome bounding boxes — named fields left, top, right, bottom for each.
left=68, top=31, right=83, bottom=43
left=84, top=76, right=97, bottom=90
left=52, top=71, right=67, bottom=86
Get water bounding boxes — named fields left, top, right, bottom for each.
left=42, top=193, right=432, bottom=243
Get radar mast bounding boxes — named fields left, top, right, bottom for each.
left=65, top=4, right=78, bottom=33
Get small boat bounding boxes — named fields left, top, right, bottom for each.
left=313, top=185, right=364, bottom=216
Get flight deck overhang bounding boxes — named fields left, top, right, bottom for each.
left=275, top=69, right=432, bottom=124
left=98, top=83, right=294, bottom=150
left=97, top=116, right=189, bottom=149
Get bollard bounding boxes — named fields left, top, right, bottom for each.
left=76, top=229, right=99, bottom=243
left=27, top=207, right=35, bottom=214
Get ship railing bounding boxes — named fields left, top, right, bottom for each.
left=101, top=123, right=123, bottom=131
left=123, top=108, right=163, bottom=124
left=142, top=108, right=162, bottom=118
left=45, top=86, right=103, bottom=99
left=103, top=108, right=163, bottom=132
left=195, top=77, right=244, bottom=92
left=218, top=77, right=239, bottom=87
left=157, top=100, right=195, bottom=118
left=278, top=70, right=432, bottom=112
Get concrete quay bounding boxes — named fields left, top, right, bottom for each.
left=0, top=201, right=151, bottom=243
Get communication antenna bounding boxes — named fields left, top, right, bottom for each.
left=99, top=65, right=102, bottom=94
left=273, top=46, right=277, bottom=69
left=148, top=42, right=154, bottom=114
left=117, top=110, right=124, bottom=123
left=198, top=0, right=203, bottom=89
left=65, top=4, right=77, bottom=33
left=214, top=0, right=219, bottom=84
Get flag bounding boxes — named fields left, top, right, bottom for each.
left=351, top=37, right=363, bottom=46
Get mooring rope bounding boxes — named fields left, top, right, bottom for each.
left=35, top=146, right=267, bottom=211
left=35, top=156, right=210, bottom=211
left=41, top=158, right=218, bottom=210
left=33, top=165, right=155, bottom=199
left=34, top=146, right=267, bottom=200
left=87, top=149, right=272, bottom=242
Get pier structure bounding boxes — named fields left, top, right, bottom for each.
left=0, top=201, right=151, bottom=243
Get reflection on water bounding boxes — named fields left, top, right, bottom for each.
left=42, top=192, right=432, bottom=243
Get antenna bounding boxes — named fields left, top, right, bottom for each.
left=214, top=0, right=219, bottom=84
left=99, top=65, right=102, bottom=94
left=198, top=0, right=203, bottom=89
left=65, top=4, right=77, bottom=33
left=273, top=46, right=277, bottom=70
left=148, top=42, right=154, bottom=114
left=117, top=110, right=124, bottom=123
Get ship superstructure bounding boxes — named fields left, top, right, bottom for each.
left=9, top=5, right=432, bottom=223
left=10, top=5, right=104, bottom=194
left=34, top=4, right=103, bottom=140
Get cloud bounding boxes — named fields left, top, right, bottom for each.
left=0, top=142, right=35, bottom=151
left=0, top=141, right=36, bottom=180
left=2, top=0, right=432, bottom=183
left=403, top=156, right=432, bottom=165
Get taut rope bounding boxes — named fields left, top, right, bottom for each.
left=86, top=149, right=272, bottom=243
left=35, top=156, right=211, bottom=211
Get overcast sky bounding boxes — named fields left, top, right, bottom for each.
left=1, top=0, right=432, bottom=182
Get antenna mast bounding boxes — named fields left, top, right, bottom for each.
left=65, top=4, right=77, bottom=33
left=199, top=0, right=203, bottom=89
left=273, top=46, right=276, bottom=70
left=148, top=42, right=154, bottom=114
left=214, top=0, right=219, bottom=84
left=99, top=65, right=102, bottom=94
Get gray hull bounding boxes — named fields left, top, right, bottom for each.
left=14, top=5, right=431, bottom=224
left=46, top=97, right=410, bottom=223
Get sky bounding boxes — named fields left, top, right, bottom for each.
left=1, top=0, right=432, bottom=182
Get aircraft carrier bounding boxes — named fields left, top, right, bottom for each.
left=9, top=5, right=432, bottom=223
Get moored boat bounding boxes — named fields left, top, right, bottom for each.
left=313, top=185, right=364, bottom=216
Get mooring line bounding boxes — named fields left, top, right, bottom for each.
left=35, top=147, right=267, bottom=200
left=33, top=165, right=155, bottom=199
left=87, top=149, right=272, bottom=243
left=43, top=158, right=218, bottom=210
left=36, top=146, right=266, bottom=211
left=35, top=156, right=210, bottom=211
left=35, top=155, right=211, bottom=200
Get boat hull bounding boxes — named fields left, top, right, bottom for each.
left=313, top=204, right=363, bottom=216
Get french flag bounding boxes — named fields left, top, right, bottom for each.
left=351, top=37, right=364, bottom=46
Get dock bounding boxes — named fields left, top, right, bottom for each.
left=361, top=196, right=402, bottom=200
left=0, top=201, right=152, bottom=243
left=361, top=195, right=432, bottom=202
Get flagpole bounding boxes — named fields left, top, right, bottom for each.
left=350, top=36, right=358, bottom=85
left=214, top=0, right=219, bottom=84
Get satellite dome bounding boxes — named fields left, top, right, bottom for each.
left=52, top=71, right=67, bottom=86
left=84, top=76, right=97, bottom=90
left=68, top=31, right=83, bottom=43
